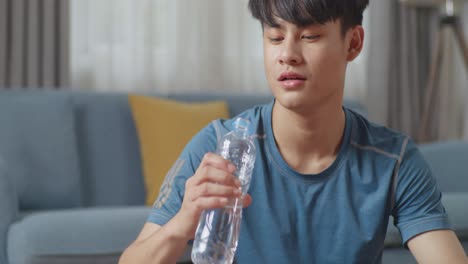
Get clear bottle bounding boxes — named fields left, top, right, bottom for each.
left=191, top=118, right=256, bottom=264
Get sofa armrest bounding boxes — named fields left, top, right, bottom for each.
left=0, top=156, right=19, bottom=264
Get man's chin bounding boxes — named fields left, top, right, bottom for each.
left=274, top=95, right=311, bottom=113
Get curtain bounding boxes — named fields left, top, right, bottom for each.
left=366, top=1, right=467, bottom=142
left=70, top=0, right=368, bottom=99
left=0, top=0, right=69, bottom=89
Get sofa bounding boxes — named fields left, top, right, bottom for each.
left=0, top=90, right=466, bottom=264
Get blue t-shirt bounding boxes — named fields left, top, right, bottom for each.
left=148, top=101, right=450, bottom=263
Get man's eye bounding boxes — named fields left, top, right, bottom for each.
left=269, top=37, right=283, bottom=43
left=302, top=35, right=320, bottom=40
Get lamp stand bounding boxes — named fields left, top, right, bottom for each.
left=418, top=13, right=468, bottom=143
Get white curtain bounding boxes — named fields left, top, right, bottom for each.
left=70, top=0, right=367, bottom=99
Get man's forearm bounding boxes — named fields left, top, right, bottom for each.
left=119, top=218, right=190, bottom=264
left=409, top=230, right=468, bottom=264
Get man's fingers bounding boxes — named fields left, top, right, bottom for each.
left=242, top=194, right=252, bottom=208
left=192, top=166, right=241, bottom=188
left=193, top=197, right=230, bottom=211
left=199, top=152, right=236, bottom=173
left=192, top=194, right=252, bottom=211
left=193, top=182, right=242, bottom=199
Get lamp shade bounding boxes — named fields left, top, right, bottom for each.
left=399, top=0, right=466, bottom=15
left=400, top=0, right=467, bottom=6
left=399, top=0, right=445, bottom=7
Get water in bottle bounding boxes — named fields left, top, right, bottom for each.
left=191, top=118, right=256, bottom=264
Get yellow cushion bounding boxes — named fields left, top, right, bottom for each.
left=128, top=95, right=229, bottom=205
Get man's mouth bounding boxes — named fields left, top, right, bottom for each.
left=277, top=72, right=307, bottom=81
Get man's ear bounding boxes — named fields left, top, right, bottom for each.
left=346, top=26, right=364, bottom=62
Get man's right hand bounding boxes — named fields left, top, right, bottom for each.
left=173, top=152, right=252, bottom=241
left=119, top=152, right=253, bottom=264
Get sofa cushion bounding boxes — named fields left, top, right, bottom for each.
left=419, top=141, right=468, bottom=193
left=384, top=217, right=402, bottom=247
left=7, top=207, right=150, bottom=264
left=168, top=93, right=273, bottom=117
left=129, top=95, right=229, bottom=205
left=442, top=193, right=468, bottom=240
left=0, top=95, right=81, bottom=210
left=19, top=254, right=121, bottom=264
left=0, top=157, right=18, bottom=264
left=382, top=248, right=417, bottom=264
left=72, top=93, right=147, bottom=206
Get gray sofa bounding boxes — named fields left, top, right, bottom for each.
left=0, top=90, right=466, bottom=264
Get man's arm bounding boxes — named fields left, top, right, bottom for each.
left=391, top=140, right=466, bottom=263
left=408, top=229, right=467, bottom=264
left=119, top=153, right=249, bottom=264
left=119, top=216, right=190, bottom=264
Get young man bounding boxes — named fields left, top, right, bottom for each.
left=120, top=0, right=467, bottom=263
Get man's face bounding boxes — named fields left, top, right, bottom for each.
left=263, top=19, right=356, bottom=114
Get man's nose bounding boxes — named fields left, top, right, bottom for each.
left=278, top=40, right=302, bottom=65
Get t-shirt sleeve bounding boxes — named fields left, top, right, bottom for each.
left=392, top=138, right=451, bottom=246
left=147, top=122, right=219, bottom=226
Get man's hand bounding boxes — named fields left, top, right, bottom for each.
left=173, top=152, right=253, bottom=241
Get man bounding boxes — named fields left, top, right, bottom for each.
left=120, top=0, right=467, bottom=263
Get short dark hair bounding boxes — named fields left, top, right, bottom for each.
left=248, top=0, right=369, bottom=34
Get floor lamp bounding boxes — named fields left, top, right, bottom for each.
left=414, top=0, right=468, bottom=142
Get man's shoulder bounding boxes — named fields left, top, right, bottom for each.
left=347, top=108, right=410, bottom=161
left=346, top=108, right=430, bottom=183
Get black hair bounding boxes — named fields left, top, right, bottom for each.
left=248, top=0, right=369, bottom=34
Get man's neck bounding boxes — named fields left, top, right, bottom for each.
left=271, top=99, right=346, bottom=175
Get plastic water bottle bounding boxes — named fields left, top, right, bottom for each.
left=191, top=118, right=256, bottom=264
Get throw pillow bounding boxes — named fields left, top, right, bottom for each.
left=0, top=95, right=82, bottom=210
left=128, top=95, right=229, bottom=205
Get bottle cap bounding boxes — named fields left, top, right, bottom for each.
left=233, top=118, right=251, bottom=132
